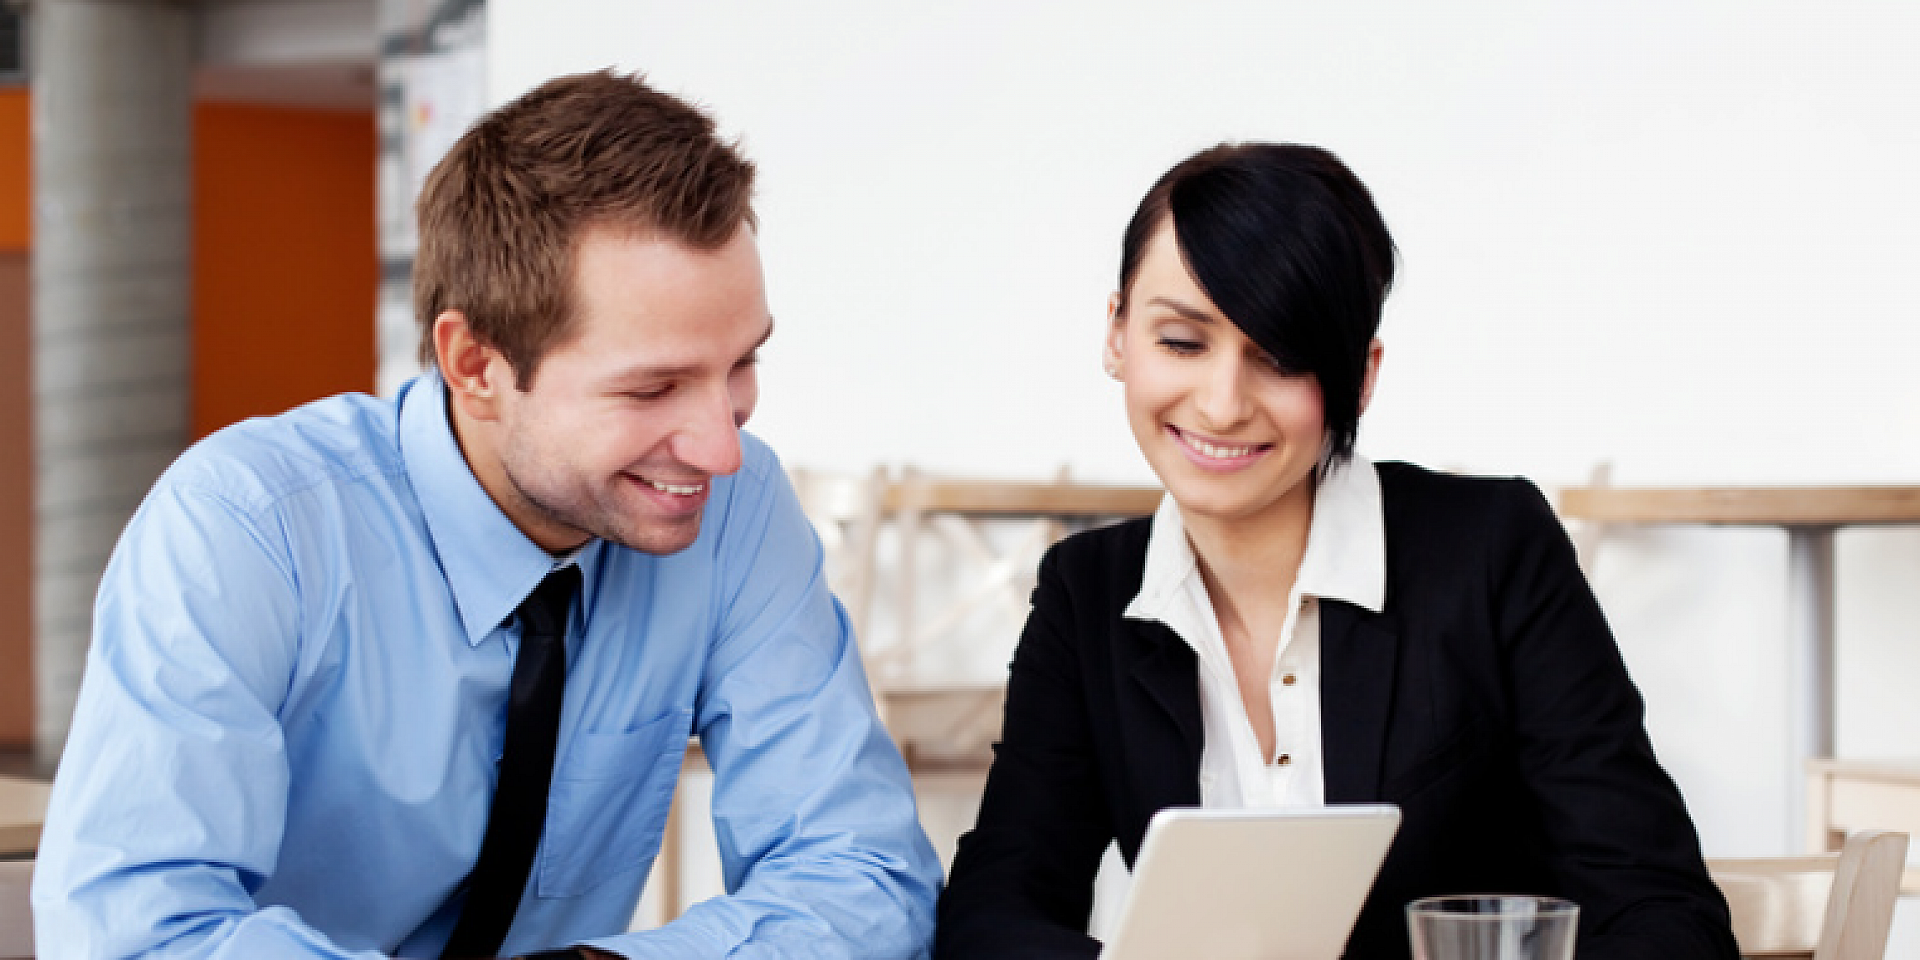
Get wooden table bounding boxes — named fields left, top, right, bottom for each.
left=0, top=775, right=49, bottom=857
left=1558, top=485, right=1920, bottom=847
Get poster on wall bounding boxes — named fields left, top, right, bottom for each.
left=377, top=0, right=487, bottom=397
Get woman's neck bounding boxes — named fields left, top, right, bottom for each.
left=1182, top=479, right=1318, bottom=609
left=1182, top=478, right=1319, bottom=764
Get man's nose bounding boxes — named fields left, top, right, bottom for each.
left=675, top=384, right=745, bottom=477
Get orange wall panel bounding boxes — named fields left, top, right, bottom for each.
left=0, top=254, right=30, bottom=747
left=192, top=103, right=376, bottom=438
left=0, top=89, right=27, bottom=252
left=0, top=92, right=27, bottom=746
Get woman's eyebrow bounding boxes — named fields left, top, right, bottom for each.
left=1144, top=297, right=1217, bottom=324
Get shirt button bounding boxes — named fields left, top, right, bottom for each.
left=1276, top=754, right=1292, bottom=766
left=1281, top=673, right=1297, bottom=686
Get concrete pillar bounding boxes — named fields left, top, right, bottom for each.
left=31, top=0, right=194, bottom=764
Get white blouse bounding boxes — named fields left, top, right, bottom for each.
left=1122, top=456, right=1387, bottom=810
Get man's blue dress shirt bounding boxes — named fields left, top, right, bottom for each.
left=33, top=375, right=941, bottom=959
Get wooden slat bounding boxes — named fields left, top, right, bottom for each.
left=1710, top=854, right=1835, bottom=958
left=1557, top=486, right=1920, bottom=527
left=1710, top=830, right=1909, bottom=960
left=0, top=858, right=33, bottom=959
left=1805, top=760, right=1920, bottom=896
left=0, top=777, right=47, bottom=858
left=886, top=480, right=1160, bottom=518
left=1808, top=759, right=1920, bottom=788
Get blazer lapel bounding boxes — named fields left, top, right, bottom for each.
left=1320, top=599, right=1400, bottom=802
left=1117, top=617, right=1203, bottom=839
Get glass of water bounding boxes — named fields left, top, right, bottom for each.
left=1407, top=895, right=1579, bottom=960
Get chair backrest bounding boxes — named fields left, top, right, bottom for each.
left=0, top=777, right=49, bottom=860
left=0, top=858, right=32, bottom=960
left=880, top=469, right=1159, bottom=680
left=787, top=465, right=890, bottom=644
left=1709, top=829, right=1909, bottom=960
left=1805, top=759, right=1920, bottom=896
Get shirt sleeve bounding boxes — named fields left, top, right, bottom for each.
left=585, top=450, right=942, bottom=960
left=31, top=478, right=384, bottom=960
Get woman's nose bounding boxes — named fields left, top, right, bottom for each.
left=1192, top=357, right=1252, bottom=432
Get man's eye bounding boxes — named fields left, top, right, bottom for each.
left=627, top=385, right=672, bottom=401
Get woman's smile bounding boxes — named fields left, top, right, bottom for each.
left=1166, top=424, right=1272, bottom=471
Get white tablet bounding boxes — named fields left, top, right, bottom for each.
left=1100, top=805, right=1402, bottom=960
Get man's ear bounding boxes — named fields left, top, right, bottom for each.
left=433, top=310, right=509, bottom=422
left=1358, top=337, right=1384, bottom=416
left=1103, top=292, right=1126, bottom=379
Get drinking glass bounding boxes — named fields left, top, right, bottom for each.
left=1406, top=895, right=1578, bottom=960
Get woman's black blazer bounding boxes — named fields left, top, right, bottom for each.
left=935, top=462, right=1739, bottom=960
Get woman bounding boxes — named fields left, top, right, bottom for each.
left=934, top=145, right=1739, bottom=959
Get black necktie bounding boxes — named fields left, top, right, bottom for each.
left=442, top=564, right=582, bottom=959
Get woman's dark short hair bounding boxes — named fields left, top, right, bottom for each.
left=1117, top=143, right=1395, bottom=466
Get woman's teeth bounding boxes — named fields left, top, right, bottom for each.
left=1186, top=434, right=1258, bottom=459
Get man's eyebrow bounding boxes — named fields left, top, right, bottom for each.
left=613, top=317, right=775, bottom=381
left=1144, top=297, right=1217, bottom=323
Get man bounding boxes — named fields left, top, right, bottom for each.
left=33, top=71, right=941, bottom=959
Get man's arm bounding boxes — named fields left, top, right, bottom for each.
left=582, top=447, right=941, bottom=959
left=32, top=479, right=383, bottom=959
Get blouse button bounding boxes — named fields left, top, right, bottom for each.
left=1281, top=673, right=1297, bottom=686
left=1276, top=754, right=1292, bottom=766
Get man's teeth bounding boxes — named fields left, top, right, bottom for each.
left=644, top=477, right=704, bottom=496
left=1187, top=434, right=1258, bottom=459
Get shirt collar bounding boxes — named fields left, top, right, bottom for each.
left=399, top=373, right=603, bottom=646
left=1124, top=455, right=1386, bottom=621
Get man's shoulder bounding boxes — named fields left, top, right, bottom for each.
left=739, top=429, right=778, bottom=478
left=705, top=429, right=782, bottom=516
left=163, top=391, right=407, bottom=518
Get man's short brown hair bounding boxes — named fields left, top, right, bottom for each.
left=414, top=69, right=757, bottom=386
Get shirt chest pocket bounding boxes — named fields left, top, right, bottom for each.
left=538, top=708, right=692, bottom=898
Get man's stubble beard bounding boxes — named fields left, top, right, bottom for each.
left=503, top=456, right=702, bottom=556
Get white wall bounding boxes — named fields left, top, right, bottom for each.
left=489, top=0, right=1920, bottom=886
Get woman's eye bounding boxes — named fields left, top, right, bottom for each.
left=1158, top=337, right=1203, bottom=356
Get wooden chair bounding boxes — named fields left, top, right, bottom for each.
left=1709, top=829, right=1909, bottom=960
left=1565, top=461, right=1613, bottom=574
left=874, top=469, right=1158, bottom=765
left=1806, top=759, right=1920, bottom=896
left=787, top=465, right=892, bottom=700
left=0, top=858, right=31, bottom=960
